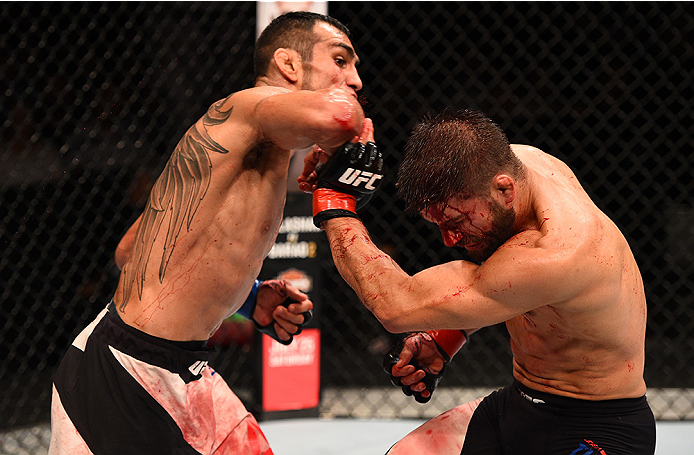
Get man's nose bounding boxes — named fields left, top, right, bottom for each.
left=347, top=65, right=363, bottom=92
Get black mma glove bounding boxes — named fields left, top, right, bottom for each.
left=253, top=297, right=313, bottom=346
left=383, top=330, right=467, bottom=403
left=312, top=140, right=384, bottom=228
left=237, top=280, right=313, bottom=345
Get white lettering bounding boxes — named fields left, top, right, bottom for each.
left=267, top=241, right=317, bottom=259
left=338, top=168, right=359, bottom=185
left=268, top=336, right=317, bottom=367
left=352, top=171, right=373, bottom=187
left=365, top=174, right=383, bottom=190
left=279, top=216, right=320, bottom=234
left=268, top=354, right=315, bottom=367
left=337, top=168, right=384, bottom=189
left=188, top=360, right=208, bottom=376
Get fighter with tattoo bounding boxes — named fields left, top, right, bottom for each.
left=50, top=12, right=365, bottom=455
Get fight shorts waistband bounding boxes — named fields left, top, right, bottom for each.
left=99, top=302, right=211, bottom=382
left=514, top=379, right=649, bottom=416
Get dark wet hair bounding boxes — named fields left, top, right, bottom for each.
left=254, top=11, right=350, bottom=81
left=397, top=108, right=524, bottom=214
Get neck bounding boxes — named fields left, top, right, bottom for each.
left=255, top=75, right=297, bottom=90
left=512, top=171, right=541, bottom=233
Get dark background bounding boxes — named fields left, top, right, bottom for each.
left=1, top=1, right=692, bottom=429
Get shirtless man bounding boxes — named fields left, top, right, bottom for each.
left=50, top=12, right=364, bottom=455
left=301, top=108, right=656, bottom=454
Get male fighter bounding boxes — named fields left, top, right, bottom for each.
left=50, top=12, right=365, bottom=455
left=301, top=108, right=655, bottom=454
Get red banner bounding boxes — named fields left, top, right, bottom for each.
left=261, top=328, right=320, bottom=412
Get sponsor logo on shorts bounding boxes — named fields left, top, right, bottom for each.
left=570, top=438, right=607, bottom=455
left=188, top=360, right=208, bottom=376
left=338, top=168, right=383, bottom=190
left=519, top=389, right=546, bottom=404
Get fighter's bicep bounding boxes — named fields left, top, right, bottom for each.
left=405, top=242, right=582, bottom=329
left=253, top=89, right=363, bottom=151
left=253, top=92, right=342, bottom=150
left=192, top=91, right=265, bottom=153
left=474, top=238, right=592, bottom=313
left=404, top=262, right=495, bottom=329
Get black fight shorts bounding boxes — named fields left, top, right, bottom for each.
left=50, top=303, right=272, bottom=455
left=461, top=380, right=656, bottom=455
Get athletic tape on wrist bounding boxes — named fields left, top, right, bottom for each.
left=427, top=329, right=468, bottom=359
left=236, top=279, right=261, bottom=320
left=313, top=188, right=359, bottom=227
left=313, top=188, right=357, bottom=215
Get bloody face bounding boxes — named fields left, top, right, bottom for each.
left=422, top=195, right=516, bottom=262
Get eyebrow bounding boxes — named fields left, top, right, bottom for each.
left=332, top=42, right=360, bottom=65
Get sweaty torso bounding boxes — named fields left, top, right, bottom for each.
left=505, top=145, right=647, bottom=400
left=113, top=89, right=292, bottom=341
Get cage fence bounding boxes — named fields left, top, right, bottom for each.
left=1, top=3, right=693, bottom=454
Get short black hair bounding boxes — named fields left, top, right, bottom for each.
left=254, top=11, right=350, bottom=81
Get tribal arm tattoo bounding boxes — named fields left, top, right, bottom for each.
left=119, top=98, right=233, bottom=311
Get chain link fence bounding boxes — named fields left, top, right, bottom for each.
left=1, top=1, right=693, bottom=451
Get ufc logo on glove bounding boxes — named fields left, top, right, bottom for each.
left=338, top=168, right=383, bottom=190
left=312, top=140, right=384, bottom=227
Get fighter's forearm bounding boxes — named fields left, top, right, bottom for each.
left=323, top=218, right=412, bottom=332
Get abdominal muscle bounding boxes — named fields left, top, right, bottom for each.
left=506, top=308, right=647, bottom=400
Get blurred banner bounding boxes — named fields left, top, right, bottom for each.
left=256, top=192, right=324, bottom=419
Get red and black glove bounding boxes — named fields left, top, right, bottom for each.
left=383, top=329, right=468, bottom=403
left=312, top=140, right=384, bottom=228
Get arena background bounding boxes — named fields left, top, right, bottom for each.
left=1, top=1, right=693, bottom=450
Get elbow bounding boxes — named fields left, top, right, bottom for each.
left=380, top=317, right=413, bottom=335
left=329, top=106, right=363, bottom=143
left=372, top=306, right=410, bottom=334
left=318, top=92, right=364, bottom=148
left=380, top=318, right=406, bottom=334
left=114, top=246, right=127, bottom=270
left=365, top=283, right=420, bottom=334
left=335, top=102, right=364, bottom=136
left=114, top=233, right=134, bottom=270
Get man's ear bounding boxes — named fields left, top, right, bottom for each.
left=492, top=174, right=515, bottom=207
left=273, top=48, right=301, bottom=83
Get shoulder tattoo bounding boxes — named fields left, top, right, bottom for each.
left=119, top=100, right=234, bottom=310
